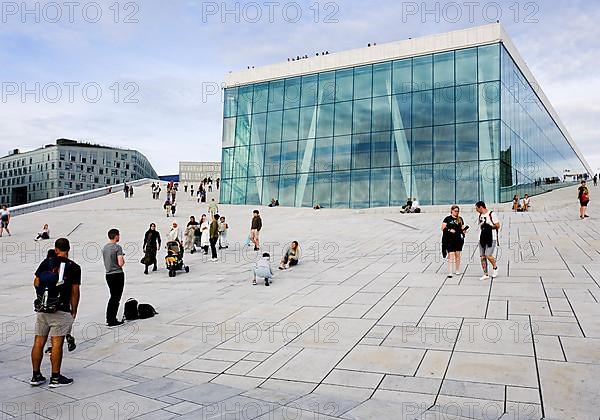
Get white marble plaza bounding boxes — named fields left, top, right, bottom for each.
left=1, top=183, right=599, bottom=419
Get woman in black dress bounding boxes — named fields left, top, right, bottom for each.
left=441, top=205, right=468, bottom=278
left=142, top=223, right=161, bottom=274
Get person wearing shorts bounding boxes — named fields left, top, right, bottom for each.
left=578, top=180, right=590, bottom=219
left=30, top=238, right=80, bottom=388
left=476, top=201, right=500, bottom=281
left=0, top=205, right=11, bottom=237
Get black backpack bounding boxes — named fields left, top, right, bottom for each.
left=34, top=259, right=67, bottom=313
left=138, top=303, right=158, bottom=319
left=123, top=298, right=139, bottom=320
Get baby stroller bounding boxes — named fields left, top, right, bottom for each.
left=165, top=241, right=189, bottom=277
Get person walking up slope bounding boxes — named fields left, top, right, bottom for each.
left=475, top=201, right=500, bottom=281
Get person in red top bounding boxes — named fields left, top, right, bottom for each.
left=578, top=180, right=590, bottom=219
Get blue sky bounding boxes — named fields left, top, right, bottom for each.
left=1, top=0, right=599, bottom=175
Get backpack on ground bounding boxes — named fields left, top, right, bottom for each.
left=34, top=260, right=67, bottom=313
left=123, top=298, right=139, bottom=320
left=138, top=303, right=158, bottom=319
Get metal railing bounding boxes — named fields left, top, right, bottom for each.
left=9, top=179, right=156, bottom=217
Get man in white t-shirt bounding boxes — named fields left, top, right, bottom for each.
left=475, top=201, right=500, bottom=280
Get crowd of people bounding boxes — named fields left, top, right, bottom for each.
left=19, top=176, right=598, bottom=389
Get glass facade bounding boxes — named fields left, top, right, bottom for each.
left=220, top=43, right=588, bottom=208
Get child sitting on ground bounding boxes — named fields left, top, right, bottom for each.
left=252, top=252, right=274, bottom=286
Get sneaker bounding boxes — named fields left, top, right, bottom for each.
left=480, top=274, right=490, bottom=281
left=254, top=247, right=260, bottom=251
left=49, top=374, right=73, bottom=388
left=66, top=334, right=76, bottom=352
left=491, top=268, right=499, bottom=278
left=107, top=320, right=124, bottom=328
left=30, top=373, right=47, bottom=386
left=211, top=258, right=218, bottom=262
left=264, top=279, right=270, bottom=286
left=252, top=280, right=257, bottom=286
left=584, top=215, right=590, bottom=218
left=447, top=274, right=453, bottom=278
left=455, top=271, right=461, bottom=275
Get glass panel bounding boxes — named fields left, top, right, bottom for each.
left=221, top=148, right=234, bottom=178
left=299, top=106, right=317, bottom=139
left=479, top=82, right=500, bottom=120
left=391, top=166, right=411, bottom=206
left=264, top=142, right=281, bottom=176
left=233, top=146, right=249, bottom=178
left=455, top=47, right=477, bottom=85
left=353, top=65, right=372, bottom=100
left=253, top=83, right=268, bottom=113
left=267, top=80, right=284, bottom=111
left=284, top=77, right=301, bottom=109
left=412, top=127, right=433, bottom=164
left=334, top=101, right=352, bottom=136
left=478, top=44, right=500, bottom=82
left=279, top=175, right=296, bottom=206
left=235, top=114, right=251, bottom=146
left=231, top=177, right=247, bottom=205
left=373, top=62, right=392, bottom=97
left=455, top=84, right=477, bottom=123
left=372, top=96, right=391, bottom=132
left=434, top=87, right=455, bottom=125
left=352, top=98, right=372, bottom=134
left=266, top=111, right=283, bottom=143
left=480, top=160, right=499, bottom=203
left=245, top=177, right=261, bottom=205
left=333, top=135, right=352, bottom=171
left=315, top=137, right=333, bottom=172
left=392, top=129, right=412, bottom=166
left=262, top=176, right=279, bottom=205
left=413, top=55, right=432, bottom=91
left=250, top=113, right=267, bottom=144
left=456, top=160, right=479, bottom=203
left=352, top=133, right=371, bottom=170
left=280, top=140, right=298, bottom=175
left=392, top=93, right=412, bottom=129
left=248, top=144, right=265, bottom=177
left=371, top=168, right=390, bottom=207
left=412, top=165, right=432, bottom=205
left=220, top=178, right=232, bottom=203
left=316, top=103, right=334, bottom=137
left=335, top=69, right=353, bottom=102
left=297, top=139, right=315, bottom=173
left=351, top=169, right=370, bottom=208
left=479, top=120, right=501, bottom=160
left=222, top=117, right=236, bottom=148
left=371, top=131, right=391, bottom=168
left=314, top=172, right=332, bottom=208
left=412, top=90, right=432, bottom=127
left=434, top=124, right=455, bottom=163
left=301, top=74, right=318, bottom=107
left=297, top=172, right=314, bottom=207
left=433, top=163, right=455, bottom=204
left=433, top=51, right=454, bottom=88
left=282, top=108, right=300, bottom=141
left=224, top=87, right=238, bottom=118
left=237, top=85, right=253, bottom=115
left=456, top=122, right=479, bottom=161
left=318, top=71, right=336, bottom=104
left=392, top=58, right=412, bottom=94
left=332, top=171, right=350, bottom=208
